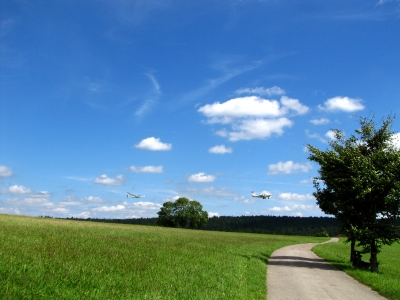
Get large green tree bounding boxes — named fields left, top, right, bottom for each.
left=157, top=197, right=208, bottom=229
left=307, top=116, right=400, bottom=272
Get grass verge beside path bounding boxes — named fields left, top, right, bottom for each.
left=313, top=239, right=400, bottom=300
left=0, top=214, right=328, bottom=300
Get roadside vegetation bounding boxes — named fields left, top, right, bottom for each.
left=313, top=239, right=400, bottom=300
left=0, top=214, right=328, bottom=299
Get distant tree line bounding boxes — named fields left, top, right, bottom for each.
left=205, top=215, right=342, bottom=236
left=60, top=215, right=371, bottom=237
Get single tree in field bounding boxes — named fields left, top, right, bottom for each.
left=157, top=197, right=208, bottom=229
left=307, top=116, right=400, bottom=272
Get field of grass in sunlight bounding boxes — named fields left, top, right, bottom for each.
left=0, top=214, right=329, bottom=299
left=313, top=239, right=400, bottom=300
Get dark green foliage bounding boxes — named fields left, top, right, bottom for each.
left=315, top=227, right=329, bottom=237
left=308, top=115, right=400, bottom=272
left=205, top=215, right=341, bottom=236
left=157, top=197, right=209, bottom=229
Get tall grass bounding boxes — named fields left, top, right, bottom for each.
left=313, top=239, right=400, bottom=300
left=0, top=214, right=327, bottom=299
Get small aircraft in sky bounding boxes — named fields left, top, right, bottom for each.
left=126, top=192, right=145, bottom=199
left=251, top=191, right=271, bottom=199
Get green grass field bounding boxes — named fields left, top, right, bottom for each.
left=0, top=214, right=328, bottom=299
left=313, top=239, right=400, bottom=300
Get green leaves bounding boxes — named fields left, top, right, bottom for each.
left=157, top=197, right=209, bottom=229
left=307, top=115, right=400, bottom=270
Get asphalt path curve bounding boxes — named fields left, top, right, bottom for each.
left=266, top=238, right=386, bottom=300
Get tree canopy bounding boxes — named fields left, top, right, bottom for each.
left=157, top=197, right=208, bottom=229
left=307, top=115, right=400, bottom=272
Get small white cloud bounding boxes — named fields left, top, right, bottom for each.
left=235, top=86, right=286, bottom=96
left=0, top=166, right=13, bottom=177
left=93, top=174, right=124, bottom=186
left=93, top=204, right=126, bottom=212
left=292, top=212, right=303, bottom=217
left=187, top=172, right=216, bottom=183
left=278, top=193, right=315, bottom=201
left=179, top=187, right=236, bottom=198
left=325, top=130, right=337, bottom=140
left=129, top=201, right=162, bottom=210
left=391, top=133, right=400, bottom=150
left=208, top=212, right=220, bottom=217
left=135, top=137, right=172, bottom=151
left=198, top=96, right=308, bottom=122
left=82, top=196, right=103, bottom=203
left=65, top=176, right=92, bottom=182
left=300, top=179, right=311, bottom=184
left=268, top=204, right=316, bottom=212
left=234, top=196, right=257, bottom=204
left=305, top=130, right=327, bottom=143
left=59, top=200, right=81, bottom=206
left=129, top=165, right=163, bottom=173
left=280, top=96, right=309, bottom=115
left=53, top=207, right=69, bottom=213
left=208, top=145, right=232, bottom=154
left=318, top=96, right=365, bottom=113
left=8, top=197, right=54, bottom=207
left=8, top=185, right=32, bottom=194
left=310, top=118, right=330, bottom=125
left=227, top=118, right=293, bottom=141
left=268, top=161, right=313, bottom=175
left=71, top=212, right=91, bottom=219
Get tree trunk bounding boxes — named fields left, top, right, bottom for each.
left=370, top=240, right=379, bottom=272
left=350, top=238, right=356, bottom=262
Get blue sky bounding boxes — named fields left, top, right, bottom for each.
left=1, top=0, right=400, bottom=219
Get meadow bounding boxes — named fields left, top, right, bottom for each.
left=0, top=214, right=328, bottom=299
left=313, top=239, right=400, bottom=300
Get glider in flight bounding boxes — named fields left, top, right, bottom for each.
left=251, top=191, right=271, bottom=199
left=127, top=192, right=145, bottom=199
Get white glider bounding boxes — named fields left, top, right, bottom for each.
left=251, top=191, right=271, bottom=199
left=127, top=192, right=145, bottom=199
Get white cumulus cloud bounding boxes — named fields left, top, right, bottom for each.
left=268, top=161, right=313, bottom=175
left=310, top=118, right=330, bottom=125
left=0, top=166, right=13, bottom=177
left=180, top=187, right=236, bottom=198
left=93, top=205, right=125, bottom=212
left=187, top=172, right=216, bottom=183
left=129, top=201, right=162, bottom=210
left=93, top=174, right=124, bottom=186
left=278, top=193, right=315, bottom=201
left=226, top=118, right=293, bottom=141
left=235, top=86, right=286, bottom=96
left=208, top=145, right=232, bottom=154
left=325, top=130, right=337, bottom=140
left=391, top=132, right=400, bottom=150
left=234, top=196, right=257, bottom=204
left=83, top=196, right=103, bottom=203
left=208, top=212, right=220, bottom=217
left=268, top=204, right=316, bottom=212
left=8, top=185, right=32, bottom=194
left=135, top=137, right=172, bottom=151
left=129, top=165, right=163, bottom=173
left=318, top=96, right=365, bottom=112
left=71, top=212, right=91, bottom=219
left=198, top=96, right=309, bottom=122
left=198, top=95, right=308, bottom=142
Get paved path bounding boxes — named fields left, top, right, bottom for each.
left=266, top=238, right=386, bottom=300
